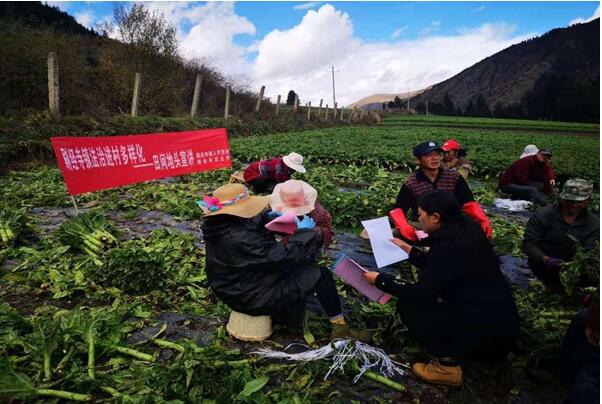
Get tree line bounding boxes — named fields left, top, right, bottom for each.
left=413, top=73, right=599, bottom=123
left=0, top=3, right=263, bottom=118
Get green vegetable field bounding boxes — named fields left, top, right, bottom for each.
left=0, top=115, right=599, bottom=402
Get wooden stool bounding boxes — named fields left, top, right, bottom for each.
left=229, top=171, right=245, bottom=184
left=226, top=310, right=272, bottom=342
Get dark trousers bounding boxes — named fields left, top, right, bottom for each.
left=272, top=267, right=342, bottom=328
left=554, top=309, right=599, bottom=376
left=529, top=259, right=563, bottom=292
left=397, top=300, right=514, bottom=364
left=247, top=177, right=277, bottom=194
left=501, top=182, right=548, bottom=206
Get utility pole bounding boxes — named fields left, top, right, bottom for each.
left=331, top=66, right=336, bottom=108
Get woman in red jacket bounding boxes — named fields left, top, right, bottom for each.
left=498, top=148, right=556, bottom=206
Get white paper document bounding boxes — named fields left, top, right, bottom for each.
left=361, top=217, right=409, bottom=268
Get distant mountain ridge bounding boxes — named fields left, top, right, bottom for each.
left=348, top=89, right=429, bottom=109
left=410, top=19, right=599, bottom=122
left=0, top=2, right=96, bottom=36
left=0, top=1, right=257, bottom=117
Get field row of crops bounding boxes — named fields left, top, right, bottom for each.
left=1, top=118, right=599, bottom=402
left=379, top=114, right=600, bottom=133
left=231, top=125, right=600, bottom=183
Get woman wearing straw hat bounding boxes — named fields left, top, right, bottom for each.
left=243, top=152, right=307, bottom=194
left=199, top=183, right=353, bottom=336
left=269, top=180, right=334, bottom=250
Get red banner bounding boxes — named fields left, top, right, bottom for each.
left=51, top=128, right=231, bottom=195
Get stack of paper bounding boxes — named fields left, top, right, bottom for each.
left=330, top=255, right=391, bottom=304
left=360, top=217, right=408, bottom=268
left=265, top=212, right=297, bottom=234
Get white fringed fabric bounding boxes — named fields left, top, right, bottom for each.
left=251, top=339, right=409, bottom=383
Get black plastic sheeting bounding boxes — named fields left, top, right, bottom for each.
left=499, top=255, right=535, bottom=289
left=126, top=312, right=220, bottom=347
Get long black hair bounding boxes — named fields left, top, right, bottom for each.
left=418, top=190, right=461, bottom=224
left=419, top=191, right=500, bottom=276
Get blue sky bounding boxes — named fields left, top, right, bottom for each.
left=50, top=1, right=599, bottom=45
left=45, top=2, right=600, bottom=105
left=236, top=2, right=599, bottom=45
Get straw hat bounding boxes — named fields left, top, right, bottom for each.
left=198, top=184, right=269, bottom=218
left=520, top=144, right=539, bottom=159
left=282, top=152, right=307, bottom=173
left=269, top=180, right=317, bottom=216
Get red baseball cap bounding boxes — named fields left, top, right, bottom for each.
left=442, top=139, right=462, bottom=151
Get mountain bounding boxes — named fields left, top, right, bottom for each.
left=0, top=1, right=256, bottom=117
left=348, top=89, right=429, bottom=109
left=0, top=2, right=96, bottom=36
left=410, top=19, right=599, bottom=123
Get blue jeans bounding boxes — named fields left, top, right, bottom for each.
left=501, top=182, right=548, bottom=206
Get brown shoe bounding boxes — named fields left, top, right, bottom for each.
left=412, top=359, right=463, bottom=387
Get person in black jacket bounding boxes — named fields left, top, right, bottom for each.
left=200, top=183, right=352, bottom=337
left=364, top=190, right=519, bottom=386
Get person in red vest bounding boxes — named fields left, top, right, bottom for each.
left=498, top=148, right=556, bottom=206
left=243, top=152, right=306, bottom=194
left=392, top=140, right=492, bottom=239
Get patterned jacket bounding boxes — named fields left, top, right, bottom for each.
left=395, top=168, right=474, bottom=220
left=281, top=201, right=334, bottom=249
left=243, top=157, right=291, bottom=183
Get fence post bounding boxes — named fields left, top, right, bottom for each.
left=275, top=95, right=281, bottom=115
left=47, top=52, right=60, bottom=118
left=318, top=99, right=323, bottom=118
left=325, top=104, right=329, bottom=119
left=131, top=73, right=142, bottom=117
left=190, top=73, right=203, bottom=118
left=293, top=94, right=299, bottom=113
left=307, top=101, right=312, bottom=120
left=255, top=85, right=265, bottom=113
left=333, top=102, right=338, bottom=120
left=426, top=101, right=429, bottom=116
left=224, top=86, right=231, bottom=119
left=340, top=107, right=344, bottom=121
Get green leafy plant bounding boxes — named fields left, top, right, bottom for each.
left=59, top=212, right=119, bottom=265
left=560, top=242, right=599, bottom=296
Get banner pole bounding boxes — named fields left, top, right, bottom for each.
left=70, top=195, right=79, bottom=215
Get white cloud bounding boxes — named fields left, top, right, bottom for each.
left=419, top=19, right=442, bottom=36
left=179, top=3, right=255, bottom=76
left=391, top=26, right=407, bottom=39
left=74, top=10, right=95, bottom=28
left=473, top=6, right=486, bottom=13
left=569, top=5, right=600, bottom=26
left=99, top=2, right=535, bottom=106
left=252, top=5, right=360, bottom=79
left=249, top=5, right=533, bottom=106
left=43, top=1, right=70, bottom=12
left=129, top=2, right=256, bottom=76
left=293, top=2, right=322, bottom=11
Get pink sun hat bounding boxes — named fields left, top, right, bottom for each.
left=269, top=179, right=317, bottom=216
